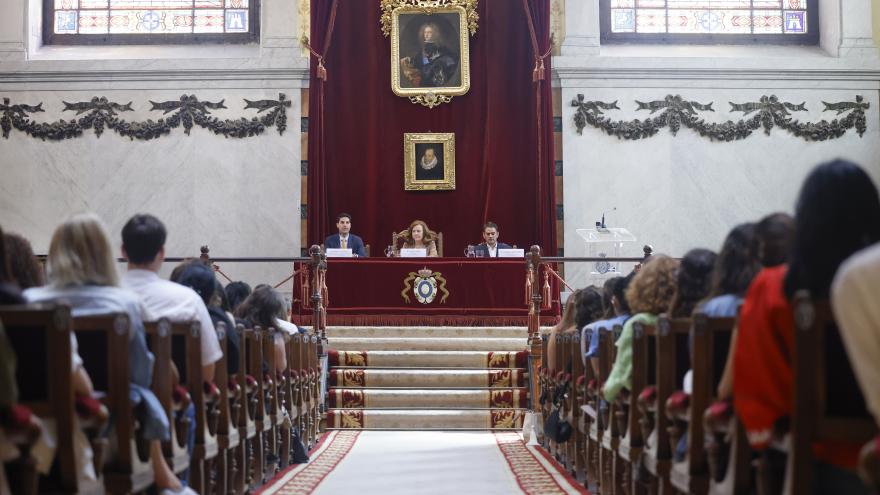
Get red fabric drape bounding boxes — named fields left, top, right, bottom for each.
left=307, top=0, right=556, bottom=255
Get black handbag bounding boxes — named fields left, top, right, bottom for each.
left=543, top=380, right=572, bottom=443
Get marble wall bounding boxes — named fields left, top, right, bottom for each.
left=0, top=0, right=309, bottom=293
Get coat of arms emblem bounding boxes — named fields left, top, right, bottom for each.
left=401, top=267, right=449, bottom=304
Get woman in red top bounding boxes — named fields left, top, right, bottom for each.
left=734, top=159, right=880, bottom=493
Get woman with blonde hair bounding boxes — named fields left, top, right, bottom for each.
left=24, top=213, right=195, bottom=494
left=602, top=255, right=679, bottom=402
left=401, top=219, right=439, bottom=257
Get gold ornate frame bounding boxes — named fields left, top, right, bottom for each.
left=383, top=0, right=477, bottom=108
left=404, top=132, right=456, bottom=191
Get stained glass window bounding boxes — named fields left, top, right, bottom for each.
left=46, top=0, right=258, bottom=44
left=602, top=0, right=818, bottom=44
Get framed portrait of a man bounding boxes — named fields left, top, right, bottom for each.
left=404, top=133, right=456, bottom=191
left=388, top=4, right=471, bottom=108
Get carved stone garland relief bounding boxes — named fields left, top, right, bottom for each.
left=0, top=94, right=291, bottom=141
left=571, top=94, right=869, bottom=142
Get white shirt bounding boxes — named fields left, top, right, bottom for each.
left=122, top=269, right=222, bottom=366
left=487, top=244, right=497, bottom=258
left=275, top=318, right=301, bottom=336
left=831, top=243, right=880, bottom=427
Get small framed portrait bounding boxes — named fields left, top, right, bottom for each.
left=404, top=132, right=455, bottom=191
left=389, top=4, right=471, bottom=107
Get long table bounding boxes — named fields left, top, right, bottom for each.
left=291, top=257, right=559, bottom=326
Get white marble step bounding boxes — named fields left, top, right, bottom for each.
left=328, top=349, right=528, bottom=368
left=328, top=368, right=527, bottom=388
left=326, top=326, right=533, bottom=339
left=327, top=387, right=528, bottom=409
left=325, top=408, right=527, bottom=430
left=329, top=337, right=526, bottom=351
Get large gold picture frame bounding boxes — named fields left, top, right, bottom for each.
left=384, top=1, right=476, bottom=108
left=404, top=133, right=456, bottom=191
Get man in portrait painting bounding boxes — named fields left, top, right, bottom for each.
left=400, top=20, right=460, bottom=88
left=415, top=144, right=444, bottom=181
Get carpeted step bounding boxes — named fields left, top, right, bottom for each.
left=325, top=408, right=527, bottom=430
left=326, top=326, right=530, bottom=339
left=328, top=349, right=528, bottom=369
left=330, top=337, right=526, bottom=351
left=328, top=388, right=528, bottom=409
left=328, top=368, right=527, bottom=388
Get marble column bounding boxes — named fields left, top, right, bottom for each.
left=561, top=0, right=599, bottom=56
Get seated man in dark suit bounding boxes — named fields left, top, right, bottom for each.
left=474, top=221, right=512, bottom=258
left=324, top=212, right=367, bottom=257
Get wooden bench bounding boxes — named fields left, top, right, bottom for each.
left=212, top=321, right=244, bottom=495
left=1, top=305, right=103, bottom=494
left=74, top=314, right=154, bottom=494
left=599, top=325, right=624, bottom=494
left=782, top=292, right=878, bottom=494
left=581, top=326, right=604, bottom=490
left=143, top=319, right=190, bottom=478
left=233, top=325, right=260, bottom=493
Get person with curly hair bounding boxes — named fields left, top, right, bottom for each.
left=603, top=255, right=679, bottom=402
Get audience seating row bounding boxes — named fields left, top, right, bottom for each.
left=1, top=304, right=322, bottom=495
left=537, top=294, right=879, bottom=495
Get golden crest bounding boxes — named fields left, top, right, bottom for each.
left=342, top=390, right=365, bottom=408
left=402, top=267, right=450, bottom=304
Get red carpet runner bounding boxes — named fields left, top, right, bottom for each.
left=254, top=430, right=360, bottom=495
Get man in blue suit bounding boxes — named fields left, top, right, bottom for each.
left=324, top=212, right=367, bottom=257
left=474, top=221, right=512, bottom=258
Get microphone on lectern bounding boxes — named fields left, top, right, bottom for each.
left=596, top=207, right=617, bottom=230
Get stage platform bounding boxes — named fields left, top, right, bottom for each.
left=291, top=257, right=559, bottom=326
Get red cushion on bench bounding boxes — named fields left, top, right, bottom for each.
left=75, top=395, right=104, bottom=419
left=666, top=390, right=690, bottom=412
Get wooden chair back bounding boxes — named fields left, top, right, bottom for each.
left=1, top=305, right=77, bottom=493
left=73, top=314, right=154, bottom=494
left=143, top=319, right=189, bottom=474
left=786, top=292, right=878, bottom=494
left=211, top=321, right=241, bottom=495
left=392, top=228, right=444, bottom=257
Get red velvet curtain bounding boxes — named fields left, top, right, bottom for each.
left=307, top=0, right=556, bottom=255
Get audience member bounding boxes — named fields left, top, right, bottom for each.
left=755, top=212, right=794, bottom=267
left=603, top=255, right=678, bottom=403
left=546, top=289, right=581, bottom=372
left=833, top=243, right=880, bottom=428
left=225, top=281, right=251, bottom=314
left=234, top=285, right=293, bottom=371
left=734, top=159, right=880, bottom=493
left=3, top=232, right=44, bottom=290
left=706, top=223, right=761, bottom=399
left=177, top=263, right=240, bottom=375
left=668, top=248, right=717, bottom=318
left=599, top=277, right=617, bottom=320
left=584, top=274, right=633, bottom=374
left=0, top=226, right=24, bottom=305
left=120, top=214, right=222, bottom=380
left=401, top=220, right=439, bottom=257
left=23, top=213, right=192, bottom=493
